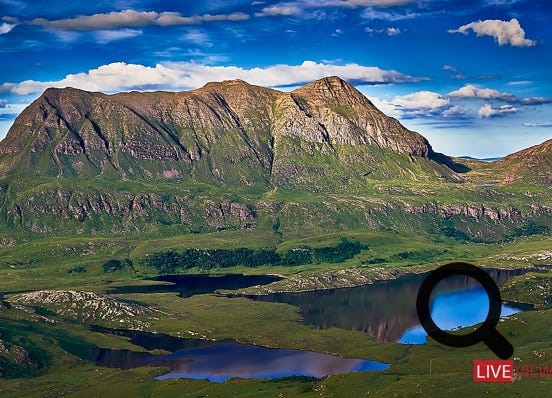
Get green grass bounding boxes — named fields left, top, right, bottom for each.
left=2, top=281, right=552, bottom=397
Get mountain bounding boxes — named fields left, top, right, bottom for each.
left=0, top=77, right=549, bottom=239
left=498, top=139, right=552, bottom=184
left=0, top=76, right=458, bottom=189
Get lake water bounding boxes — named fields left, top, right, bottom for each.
left=107, top=274, right=282, bottom=298
left=148, top=343, right=389, bottom=382
left=94, top=269, right=528, bottom=381
left=248, top=268, right=528, bottom=343
left=83, top=327, right=389, bottom=381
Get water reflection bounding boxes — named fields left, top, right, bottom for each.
left=398, top=281, right=522, bottom=344
left=249, top=269, right=527, bottom=343
left=148, top=343, right=389, bottom=382
left=82, top=327, right=388, bottom=381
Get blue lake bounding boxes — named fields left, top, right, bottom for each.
left=84, top=331, right=389, bottom=382
left=250, top=268, right=529, bottom=344
left=148, top=343, right=389, bottom=382
left=398, top=283, right=522, bottom=344
left=89, top=269, right=529, bottom=381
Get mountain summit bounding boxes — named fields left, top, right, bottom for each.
left=0, top=76, right=453, bottom=188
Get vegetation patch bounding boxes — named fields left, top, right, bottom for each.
left=142, top=238, right=365, bottom=274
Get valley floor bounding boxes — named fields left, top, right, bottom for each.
left=1, top=231, right=551, bottom=397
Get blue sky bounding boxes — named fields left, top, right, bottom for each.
left=0, top=0, right=550, bottom=157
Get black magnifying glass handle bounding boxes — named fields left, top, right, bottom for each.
left=483, top=329, right=514, bottom=360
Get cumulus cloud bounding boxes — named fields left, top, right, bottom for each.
left=30, top=10, right=249, bottom=30
left=523, top=122, right=552, bottom=127
left=448, top=18, right=535, bottom=47
left=370, top=91, right=467, bottom=119
left=94, top=29, right=142, bottom=44
left=0, top=60, right=425, bottom=96
left=478, top=103, right=519, bottom=118
left=448, top=84, right=515, bottom=101
left=392, top=91, right=450, bottom=109
left=447, top=84, right=550, bottom=105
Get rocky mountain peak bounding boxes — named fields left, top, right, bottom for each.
left=0, top=77, right=447, bottom=182
left=292, top=76, right=369, bottom=106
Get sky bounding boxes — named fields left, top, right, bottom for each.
left=0, top=0, right=551, bottom=158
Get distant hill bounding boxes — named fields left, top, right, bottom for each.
left=458, top=156, right=501, bottom=162
left=498, top=139, right=552, bottom=184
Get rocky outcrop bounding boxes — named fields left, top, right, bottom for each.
left=10, top=290, right=158, bottom=329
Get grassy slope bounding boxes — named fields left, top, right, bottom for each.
left=0, top=156, right=550, bottom=396
left=1, top=270, right=551, bottom=397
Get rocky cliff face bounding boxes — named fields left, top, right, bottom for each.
left=0, top=76, right=442, bottom=188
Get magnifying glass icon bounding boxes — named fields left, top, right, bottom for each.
left=416, top=262, right=514, bottom=359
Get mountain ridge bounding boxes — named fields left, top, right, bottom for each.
left=0, top=76, right=445, bottom=186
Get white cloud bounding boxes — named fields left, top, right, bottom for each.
left=448, top=18, right=535, bottom=47
left=369, top=91, right=465, bottom=119
left=0, top=60, right=425, bottom=96
left=392, top=91, right=450, bottom=109
left=256, top=0, right=413, bottom=17
left=447, top=84, right=515, bottom=101
left=523, top=122, right=552, bottom=127
left=507, top=80, right=531, bottom=86
left=256, top=6, right=303, bottom=17
left=442, top=105, right=468, bottom=118
left=2, top=16, right=20, bottom=24
left=30, top=10, right=249, bottom=31
left=478, top=103, right=519, bottom=118
left=364, top=26, right=401, bottom=36
left=369, top=97, right=401, bottom=117
left=0, top=101, right=28, bottom=115
left=94, top=29, right=142, bottom=44
left=447, top=84, right=550, bottom=105
left=31, top=10, right=158, bottom=30
left=0, top=22, right=17, bottom=34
